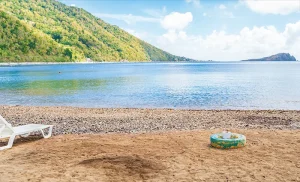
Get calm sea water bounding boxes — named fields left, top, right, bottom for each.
left=0, top=62, right=300, bottom=110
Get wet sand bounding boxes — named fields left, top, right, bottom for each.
left=1, top=106, right=300, bottom=181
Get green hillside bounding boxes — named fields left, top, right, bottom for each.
left=0, top=0, right=193, bottom=62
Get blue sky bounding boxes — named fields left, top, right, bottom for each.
left=59, top=0, right=300, bottom=61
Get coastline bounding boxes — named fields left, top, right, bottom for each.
left=0, top=61, right=202, bottom=66
left=0, top=61, right=145, bottom=66
left=1, top=61, right=299, bottom=66
left=1, top=105, right=299, bottom=135
left=0, top=61, right=204, bottom=66
left=1, top=105, right=300, bottom=181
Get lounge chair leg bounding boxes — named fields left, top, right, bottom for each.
left=0, top=135, right=16, bottom=151
left=41, top=126, right=53, bottom=139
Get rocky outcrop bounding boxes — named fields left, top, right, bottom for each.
left=242, top=53, right=297, bottom=61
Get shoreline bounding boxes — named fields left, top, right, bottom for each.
left=1, top=105, right=299, bottom=135
left=0, top=61, right=134, bottom=66
left=1, top=60, right=300, bottom=65
left=2, top=104, right=300, bottom=111
left=0, top=61, right=202, bottom=66
left=1, top=61, right=299, bottom=66
left=1, top=105, right=300, bottom=181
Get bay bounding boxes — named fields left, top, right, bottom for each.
left=0, top=62, right=299, bottom=110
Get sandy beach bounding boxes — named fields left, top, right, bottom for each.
left=1, top=106, right=300, bottom=181
left=1, top=106, right=300, bottom=135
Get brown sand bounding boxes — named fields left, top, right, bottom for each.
left=1, top=106, right=300, bottom=181
left=1, top=130, right=300, bottom=182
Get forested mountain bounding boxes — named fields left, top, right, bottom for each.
left=0, top=0, right=193, bottom=62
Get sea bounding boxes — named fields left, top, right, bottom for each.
left=0, top=62, right=299, bottom=110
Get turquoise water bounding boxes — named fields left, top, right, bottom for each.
left=0, top=62, right=300, bottom=109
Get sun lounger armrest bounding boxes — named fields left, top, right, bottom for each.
left=0, top=125, right=5, bottom=134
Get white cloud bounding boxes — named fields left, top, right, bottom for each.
left=95, top=11, right=193, bottom=44
left=94, top=13, right=159, bottom=24
left=159, top=30, right=188, bottom=43
left=283, top=21, right=300, bottom=46
left=143, top=6, right=167, bottom=18
left=245, top=0, right=300, bottom=15
left=178, top=31, right=188, bottom=40
left=222, top=11, right=235, bottom=18
left=185, top=0, right=201, bottom=7
left=163, top=6, right=167, bottom=14
left=234, top=0, right=244, bottom=9
left=161, top=30, right=178, bottom=43
left=161, top=12, right=193, bottom=30
left=156, top=21, right=300, bottom=61
left=157, top=12, right=193, bottom=44
left=219, top=4, right=226, bottom=10
left=70, top=4, right=76, bottom=7
left=203, top=12, right=207, bottom=17
left=123, top=28, right=148, bottom=39
left=95, top=11, right=193, bottom=30
left=218, top=4, right=235, bottom=18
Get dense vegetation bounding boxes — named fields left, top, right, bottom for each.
left=0, top=0, right=193, bottom=62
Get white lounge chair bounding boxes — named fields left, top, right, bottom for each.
left=0, top=114, right=53, bottom=151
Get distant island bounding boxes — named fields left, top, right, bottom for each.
left=242, top=53, right=297, bottom=62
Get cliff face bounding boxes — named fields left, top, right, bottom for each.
left=242, top=53, right=297, bottom=62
